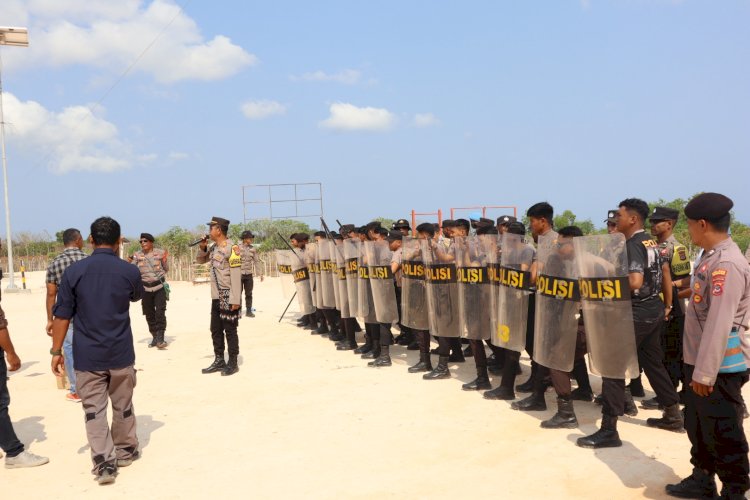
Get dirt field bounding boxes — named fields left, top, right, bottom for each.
left=1, top=271, right=747, bottom=498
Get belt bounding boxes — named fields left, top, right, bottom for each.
left=143, top=280, right=162, bottom=287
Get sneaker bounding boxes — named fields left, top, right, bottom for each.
left=97, top=463, right=117, bottom=485
left=5, top=450, right=49, bottom=469
left=65, top=392, right=82, bottom=403
left=117, top=450, right=140, bottom=467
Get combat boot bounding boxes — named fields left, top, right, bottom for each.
left=156, top=331, right=168, bottom=349
left=576, top=414, right=622, bottom=449
left=462, top=367, right=491, bottom=391
left=328, top=327, right=344, bottom=342
left=304, top=315, right=318, bottom=331
left=646, top=403, right=685, bottom=432
left=368, top=345, right=392, bottom=367
left=570, top=387, right=594, bottom=402
left=624, top=388, right=639, bottom=416
left=516, top=364, right=537, bottom=393
left=627, top=375, right=645, bottom=398
left=640, top=396, right=663, bottom=410
left=511, top=391, right=547, bottom=411
left=336, top=327, right=358, bottom=351
left=541, top=396, right=578, bottom=429
left=483, top=386, right=515, bottom=400
left=221, top=355, right=239, bottom=376
left=201, top=355, right=226, bottom=374
left=408, top=353, right=432, bottom=373
left=423, top=356, right=450, bottom=380
left=354, top=333, right=372, bottom=355
left=148, top=334, right=157, bottom=348
left=665, top=468, right=718, bottom=498
left=448, top=351, right=465, bottom=363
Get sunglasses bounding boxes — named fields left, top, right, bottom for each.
left=139, top=239, right=150, bottom=243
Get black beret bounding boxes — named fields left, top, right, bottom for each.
left=140, top=233, right=154, bottom=242
left=207, top=216, right=230, bottom=227
left=387, top=230, right=403, bottom=241
left=241, top=230, right=255, bottom=239
left=649, top=207, right=679, bottom=222
left=496, top=215, right=517, bottom=226
left=393, top=218, right=410, bottom=229
left=684, top=193, right=733, bottom=221
left=506, top=221, right=526, bottom=236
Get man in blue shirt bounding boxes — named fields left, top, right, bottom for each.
left=50, top=216, right=143, bottom=485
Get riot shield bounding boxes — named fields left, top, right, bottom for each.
left=275, top=250, right=295, bottom=300
left=454, top=235, right=493, bottom=340
left=400, top=237, right=430, bottom=331
left=343, top=239, right=360, bottom=318
left=306, top=242, right=320, bottom=309
left=574, top=234, right=639, bottom=379
left=317, top=240, right=336, bottom=309
left=357, top=240, right=377, bottom=323
left=421, top=239, right=460, bottom=337
left=494, top=233, right=535, bottom=351
left=533, top=233, right=580, bottom=372
left=364, top=240, right=399, bottom=324
left=485, top=234, right=502, bottom=344
left=333, top=241, right=351, bottom=318
left=330, top=242, right=342, bottom=311
left=291, top=249, right=314, bottom=315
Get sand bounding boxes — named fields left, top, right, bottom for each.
left=1, top=271, right=748, bottom=499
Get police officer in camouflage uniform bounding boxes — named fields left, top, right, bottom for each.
left=239, top=230, right=264, bottom=318
left=196, top=217, right=243, bottom=376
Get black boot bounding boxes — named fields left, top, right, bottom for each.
left=483, top=385, right=515, bottom=400
left=640, top=396, right=662, bottom=410
left=148, top=334, right=157, bottom=348
left=665, top=468, right=718, bottom=499
left=516, top=363, right=537, bottom=393
left=297, top=315, right=310, bottom=327
left=368, top=344, right=392, bottom=367
left=624, top=388, right=639, bottom=417
left=511, top=391, right=547, bottom=411
left=462, top=344, right=473, bottom=357
left=408, top=352, right=433, bottom=373
left=305, top=314, right=318, bottom=331
left=336, top=321, right=358, bottom=351
left=156, top=331, right=168, bottom=349
left=221, top=355, right=239, bottom=376
left=354, top=333, right=372, bottom=354
left=719, top=484, right=748, bottom=500
left=646, top=403, right=685, bottom=432
left=448, top=351, right=465, bottom=362
left=362, top=328, right=381, bottom=359
left=423, top=356, right=450, bottom=380
left=328, top=327, right=344, bottom=342
left=576, top=414, right=622, bottom=448
left=201, top=355, right=226, bottom=374
left=462, top=366, right=491, bottom=391
left=627, top=375, right=645, bottom=398
left=541, top=396, right=578, bottom=429
left=570, top=387, right=594, bottom=402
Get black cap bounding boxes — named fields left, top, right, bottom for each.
left=313, top=231, right=326, bottom=238
left=140, top=233, right=154, bottom=242
left=241, top=230, right=255, bottom=239
left=476, top=225, right=497, bottom=235
left=442, top=219, right=456, bottom=228
left=331, top=231, right=343, bottom=240
left=506, top=221, right=526, bottom=236
left=207, top=216, right=230, bottom=227
left=387, top=230, right=403, bottom=241
left=340, top=224, right=355, bottom=235
left=684, top=193, right=734, bottom=221
left=496, top=215, right=517, bottom=226
left=649, top=207, right=679, bottom=222
left=604, top=210, right=618, bottom=224
left=393, top=218, right=410, bottom=229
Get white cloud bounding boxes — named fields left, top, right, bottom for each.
left=0, top=0, right=256, bottom=83
left=293, top=69, right=362, bottom=85
left=319, top=103, right=396, bottom=132
left=413, top=113, right=440, bottom=128
left=3, top=92, right=137, bottom=173
left=168, top=151, right=189, bottom=161
left=240, top=100, right=287, bottom=120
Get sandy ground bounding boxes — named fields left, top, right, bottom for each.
left=1, top=270, right=748, bottom=499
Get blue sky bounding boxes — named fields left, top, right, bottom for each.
left=0, top=0, right=748, bottom=238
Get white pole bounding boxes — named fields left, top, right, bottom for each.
left=0, top=52, right=16, bottom=289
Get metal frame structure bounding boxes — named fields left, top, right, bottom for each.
left=410, top=208, right=442, bottom=234
left=449, top=205, right=517, bottom=220
left=242, top=183, right=324, bottom=224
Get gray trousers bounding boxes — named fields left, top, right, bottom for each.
left=76, top=366, right=139, bottom=473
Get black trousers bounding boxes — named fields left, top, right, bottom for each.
left=470, top=339, right=487, bottom=369
left=663, top=314, right=685, bottom=389
left=0, top=351, right=24, bottom=457
left=684, top=365, right=749, bottom=491
left=210, top=299, right=239, bottom=357
left=241, top=274, right=254, bottom=311
left=141, top=287, right=167, bottom=336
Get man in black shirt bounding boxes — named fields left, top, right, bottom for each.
left=578, top=199, right=682, bottom=449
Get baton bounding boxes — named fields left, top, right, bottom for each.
left=276, top=231, right=297, bottom=252
left=279, top=291, right=297, bottom=323
left=336, top=219, right=343, bottom=230
left=320, top=217, right=344, bottom=259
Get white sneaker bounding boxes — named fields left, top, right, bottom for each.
left=5, top=450, right=50, bottom=469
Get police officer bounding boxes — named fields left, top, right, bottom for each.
left=196, top=217, right=243, bottom=376
left=393, top=218, right=411, bottom=236
left=605, top=209, right=619, bottom=234
left=239, top=230, right=264, bottom=318
left=130, top=233, right=169, bottom=349
left=665, top=193, right=750, bottom=500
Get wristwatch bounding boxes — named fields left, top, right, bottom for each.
left=50, top=348, right=62, bottom=356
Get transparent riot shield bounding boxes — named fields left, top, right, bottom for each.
left=343, top=239, right=360, bottom=318
left=454, top=235, right=493, bottom=340
left=291, top=249, right=314, bottom=315
left=275, top=250, right=295, bottom=300
left=333, top=240, right=351, bottom=318
left=533, top=233, right=580, bottom=372
left=401, top=236, right=430, bottom=331
left=364, top=240, right=399, bottom=324
left=494, top=233, right=535, bottom=351
left=485, top=234, right=502, bottom=345
left=574, top=234, right=639, bottom=379
left=421, top=239, right=460, bottom=337
left=317, top=240, right=336, bottom=309
left=306, top=242, right=319, bottom=309
left=357, top=240, right=377, bottom=323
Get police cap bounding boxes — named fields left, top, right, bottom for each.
left=207, top=216, right=230, bottom=227
left=506, top=221, right=526, bottom=236
left=393, top=218, right=410, bottom=229
left=241, top=230, right=255, bottom=239
left=648, top=207, right=679, bottom=222
left=604, top=210, right=618, bottom=224
left=684, top=193, right=734, bottom=221
left=387, top=230, right=403, bottom=241
left=340, top=224, right=355, bottom=236
left=140, top=233, right=154, bottom=242
left=496, top=215, right=517, bottom=226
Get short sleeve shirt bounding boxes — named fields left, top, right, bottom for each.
left=626, top=230, right=664, bottom=322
